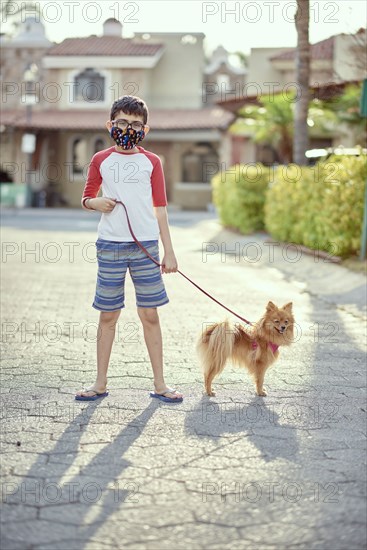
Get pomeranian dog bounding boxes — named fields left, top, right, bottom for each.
left=197, top=302, right=294, bottom=396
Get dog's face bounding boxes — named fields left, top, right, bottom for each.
left=262, top=301, right=294, bottom=344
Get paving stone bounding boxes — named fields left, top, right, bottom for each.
left=1, top=210, right=366, bottom=549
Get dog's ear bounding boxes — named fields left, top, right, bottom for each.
left=283, top=302, right=293, bottom=311
left=266, top=301, right=277, bottom=311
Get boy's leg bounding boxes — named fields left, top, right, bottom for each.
left=76, top=310, right=120, bottom=397
left=137, top=307, right=183, bottom=399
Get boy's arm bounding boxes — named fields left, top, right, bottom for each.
left=154, top=206, right=178, bottom=273
left=150, top=155, right=177, bottom=273
left=81, top=159, right=102, bottom=211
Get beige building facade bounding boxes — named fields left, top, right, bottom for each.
left=1, top=18, right=234, bottom=208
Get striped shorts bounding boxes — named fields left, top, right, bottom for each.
left=92, top=238, right=169, bottom=312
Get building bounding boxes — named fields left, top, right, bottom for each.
left=203, top=45, right=246, bottom=105
left=1, top=18, right=235, bottom=208
left=218, top=28, right=367, bottom=165
left=267, top=29, right=366, bottom=87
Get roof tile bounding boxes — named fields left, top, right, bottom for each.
left=2, top=108, right=234, bottom=131
left=46, top=36, right=163, bottom=57
left=271, top=36, right=334, bottom=61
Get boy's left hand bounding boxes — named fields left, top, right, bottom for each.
left=161, top=252, right=178, bottom=274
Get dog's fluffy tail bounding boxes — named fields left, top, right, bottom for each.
left=196, top=320, right=234, bottom=395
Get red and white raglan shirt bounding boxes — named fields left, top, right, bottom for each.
left=81, top=146, right=167, bottom=242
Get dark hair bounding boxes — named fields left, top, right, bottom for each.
left=110, top=95, right=148, bottom=124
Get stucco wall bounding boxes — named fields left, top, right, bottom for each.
left=134, top=34, right=205, bottom=109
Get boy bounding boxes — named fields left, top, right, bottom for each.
left=75, top=95, right=183, bottom=403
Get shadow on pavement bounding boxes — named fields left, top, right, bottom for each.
left=2, top=399, right=160, bottom=549
left=185, top=395, right=300, bottom=463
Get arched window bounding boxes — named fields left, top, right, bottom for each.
left=72, top=138, right=88, bottom=174
left=74, top=68, right=105, bottom=102
left=182, top=143, right=219, bottom=183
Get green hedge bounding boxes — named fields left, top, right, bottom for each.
left=265, top=155, right=367, bottom=257
left=212, top=163, right=269, bottom=234
left=212, top=155, right=367, bottom=257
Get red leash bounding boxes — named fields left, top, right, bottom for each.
left=114, top=200, right=252, bottom=326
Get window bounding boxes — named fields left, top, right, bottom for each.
left=74, top=68, right=105, bottom=102
left=72, top=138, right=88, bottom=174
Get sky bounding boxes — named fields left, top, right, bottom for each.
left=2, top=0, right=366, bottom=55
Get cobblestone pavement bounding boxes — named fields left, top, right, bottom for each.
left=1, top=208, right=366, bottom=550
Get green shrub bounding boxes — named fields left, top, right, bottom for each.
left=264, top=155, right=367, bottom=257
left=319, top=155, right=367, bottom=256
left=212, top=164, right=269, bottom=234
left=264, top=163, right=325, bottom=246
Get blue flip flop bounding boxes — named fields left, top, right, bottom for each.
left=150, top=389, right=183, bottom=403
left=75, top=389, right=109, bottom=402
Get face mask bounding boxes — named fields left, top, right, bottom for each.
left=110, top=126, right=145, bottom=150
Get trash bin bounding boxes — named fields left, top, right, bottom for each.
left=0, top=184, right=27, bottom=207
left=31, top=190, right=47, bottom=207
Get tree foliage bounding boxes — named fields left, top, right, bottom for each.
left=231, top=84, right=366, bottom=162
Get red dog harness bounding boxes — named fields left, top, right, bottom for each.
left=252, top=341, right=279, bottom=354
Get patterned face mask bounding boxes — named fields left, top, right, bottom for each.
left=110, top=126, right=145, bottom=150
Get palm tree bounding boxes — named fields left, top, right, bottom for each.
left=0, top=1, right=41, bottom=34
left=0, top=0, right=40, bottom=16
left=293, top=0, right=310, bottom=165
left=230, top=84, right=365, bottom=164
left=320, top=84, right=367, bottom=146
left=234, top=95, right=294, bottom=164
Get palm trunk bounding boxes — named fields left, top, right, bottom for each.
left=293, top=0, right=310, bottom=165
left=280, top=129, right=293, bottom=164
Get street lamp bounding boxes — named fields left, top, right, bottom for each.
left=22, top=63, right=39, bottom=207
left=359, top=78, right=367, bottom=261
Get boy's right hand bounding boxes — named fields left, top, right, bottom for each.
left=89, top=198, right=117, bottom=213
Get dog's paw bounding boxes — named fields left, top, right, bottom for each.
left=256, top=388, right=267, bottom=397
left=206, top=389, right=216, bottom=397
